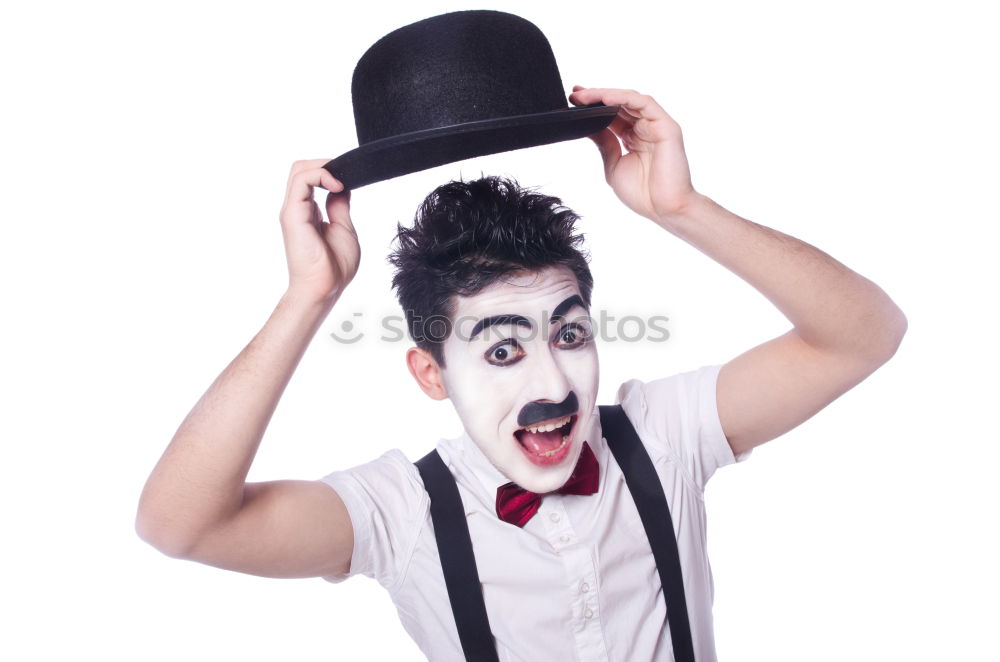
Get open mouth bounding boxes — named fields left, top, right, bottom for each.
left=513, top=414, right=577, bottom=465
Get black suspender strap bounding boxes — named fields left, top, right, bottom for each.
left=415, top=405, right=696, bottom=662
left=599, top=404, right=696, bottom=662
left=415, top=450, right=500, bottom=662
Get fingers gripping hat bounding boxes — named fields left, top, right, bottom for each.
left=323, top=10, right=619, bottom=189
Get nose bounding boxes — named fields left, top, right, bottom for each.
left=526, top=344, right=572, bottom=405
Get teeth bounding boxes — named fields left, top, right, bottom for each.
left=538, top=434, right=570, bottom=457
left=521, top=414, right=573, bottom=434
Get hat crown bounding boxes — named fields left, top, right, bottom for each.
left=351, top=11, right=567, bottom=146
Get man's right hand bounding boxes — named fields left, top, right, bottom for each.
left=279, top=159, right=361, bottom=306
left=136, top=160, right=361, bottom=578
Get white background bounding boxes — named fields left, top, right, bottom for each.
left=2, top=0, right=997, bottom=659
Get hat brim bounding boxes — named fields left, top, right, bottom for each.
left=324, top=103, right=620, bottom=190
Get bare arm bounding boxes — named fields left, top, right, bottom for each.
left=570, top=87, right=907, bottom=455
left=658, top=194, right=906, bottom=455
left=136, top=160, right=361, bottom=578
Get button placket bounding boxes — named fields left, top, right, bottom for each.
left=540, top=500, right=574, bottom=553
left=564, top=548, right=607, bottom=657
left=539, top=497, right=608, bottom=658
left=578, top=570, right=599, bottom=621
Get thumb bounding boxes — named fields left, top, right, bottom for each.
left=325, top=189, right=355, bottom=233
left=588, top=128, right=623, bottom=182
left=324, top=189, right=360, bottom=284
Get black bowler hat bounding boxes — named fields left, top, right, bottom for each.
left=323, top=10, right=619, bottom=189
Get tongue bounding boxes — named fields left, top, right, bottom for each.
left=519, top=428, right=564, bottom=454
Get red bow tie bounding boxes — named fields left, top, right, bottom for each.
left=495, top=442, right=600, bottom=528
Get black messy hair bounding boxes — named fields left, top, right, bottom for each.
left=389, top=176, right=593, bottom=366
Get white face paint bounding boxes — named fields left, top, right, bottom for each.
left=439, top=266, right=599, bottom=493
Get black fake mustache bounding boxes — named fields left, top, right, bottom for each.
left=517, top=392, right=578, bottom=428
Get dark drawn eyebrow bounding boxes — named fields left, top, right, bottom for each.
left=469, top=314, right=532, bottom=341
left=550, top=295, right=588, bottom=324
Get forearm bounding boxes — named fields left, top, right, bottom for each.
left=136, top=290, right=335, bottom=554
left=659, top=194, right=907, bottom=360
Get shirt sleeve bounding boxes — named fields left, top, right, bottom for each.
left=318, top=449, right=428, bottom=591
left=616, top=364, right=751, bottom=494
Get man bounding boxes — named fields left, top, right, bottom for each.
left=136, top=88, right=907, bottom=660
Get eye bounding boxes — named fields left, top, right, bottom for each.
left=485, top=339, right=524, bottom=366
left=555, top=323, right=591, bottom=348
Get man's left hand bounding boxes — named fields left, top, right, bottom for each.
left=569, top=86, right=698, bottom=224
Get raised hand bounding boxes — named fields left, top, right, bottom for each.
left=279, top=159, right=361, bottom=306
left=569, top=87, right=699, bottom=224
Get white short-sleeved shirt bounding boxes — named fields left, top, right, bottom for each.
left=321, top=365, right=750, bottom=661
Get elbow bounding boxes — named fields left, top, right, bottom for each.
left=135, top=518, right=194, bottom=561
left=888, top=306, right=908, bottom=354
left=863, top=303, right=908, bottom=367
left=135, top=501, right=200, bottom=560
left=822, top=300, right=908, bottom=371
left=880, top=303, right=908, bottom=360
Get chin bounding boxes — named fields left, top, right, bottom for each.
left=506, top=438, right=583, bottom=494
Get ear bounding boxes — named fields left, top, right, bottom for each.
left=406, top=346, right=448, bottom=400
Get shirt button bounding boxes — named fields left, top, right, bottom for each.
left=584, top=608, right=594, bottom=619
left=581, top=582, right=590, bottom=593
left=559, top=534, right=570, bottom=543
left=549, top=512, right=561, bottom=523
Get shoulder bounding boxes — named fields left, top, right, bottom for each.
left=318, top=449, right=430, bottom=587
left=616, top=365, right=722, bottom=432
left=320, top=449, right=428, bottom=521
left=321, top=448, right=423, bottom=491
left=614, top=365, right=750, bottom=492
